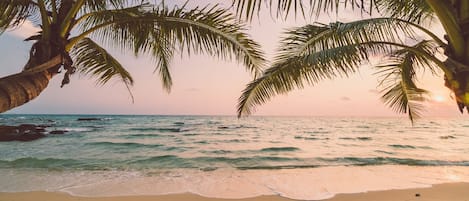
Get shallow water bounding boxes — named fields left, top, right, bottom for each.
left=1, top=115, right=469, bottom=199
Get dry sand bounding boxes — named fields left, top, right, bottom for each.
left=0, top=182, right=467, bottom=201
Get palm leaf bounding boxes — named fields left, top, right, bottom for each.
left=0, top=0, right=38, bottom=34
left=238, top=42, right=392, bottom=117
left=277, top=17, right=421, bottom=60
left=80, top=0, right=157, bottom=13
left=70, top=3, right=265, bottom=90
left=375, top=0, right=434, bottom=24
left=81, top=0, right=128, bottom=12
left=150, top=28, right=174, bottom=92
left=237, top=19, right=443, bottom=118
left=381, top=83, right=427, bottom=123
left=237, top=19, right=405, bottom=116
left=231, top=0, right=375, bottom=20
left=377, top=40, right=440, bottom=122
left=71, top=37, right=134, bottom=100
left=231, top=0, right=436, bottom=25
left=231, top=0, right=308, bottom=20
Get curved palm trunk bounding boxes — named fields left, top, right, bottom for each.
left=0, top=56, right=62, bottom=113
left=0, top=71, right=52, bottom=112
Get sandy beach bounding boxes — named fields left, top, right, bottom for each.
left=1, top=182, right=468, bottom=201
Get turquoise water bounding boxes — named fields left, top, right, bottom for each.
left=1, top=114, right=469, bottom=170
left=1, top=114, right=469, bottom=199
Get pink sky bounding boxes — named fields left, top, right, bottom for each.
left=0, top=1, right=463, bottom=117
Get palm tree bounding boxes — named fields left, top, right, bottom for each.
left=0, top=0, right=265, bottom=112
left=234, top=0, right=469, bottom=122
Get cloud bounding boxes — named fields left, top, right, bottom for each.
left=368, top=89, right=380, bottom=94
left=340, top=96, right=351, bottom=101
left=185, top=88, right=200, bottom=92
left=5, top=20, right=40, bottom=39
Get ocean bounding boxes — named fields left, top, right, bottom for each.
left=1, top=114, right=469, bottom=200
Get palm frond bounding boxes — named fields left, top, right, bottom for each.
left=231, top=0, right=434, bottom=23
left=231, top=0, right=436, bottom=24
left=231, top=0, right=307, bottom=21
left=381, top=83, right=427, bottom=123
left=377, top=40, right=439, bottom=122
left=237, top=19, right=441, bottom=118
left=71, top=37, right=134, bottom=100
left=81, top=0, right=132, bottom=12
left=238, top=41, right=393, bottom=117
left=150, top=29, right=174, bottom=92
left=375, top=0, right=434, bottom=24
left=278, top=17, right=418, bottom=59
left=231, top=0, right=384, bottom=20
left=71, top=3, right=265, bottom=90
left=0, top=0, right=38, bottom=34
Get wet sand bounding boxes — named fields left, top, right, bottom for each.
left=0, top=182, right=468, bottom=201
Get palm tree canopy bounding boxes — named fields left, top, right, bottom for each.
left=1, top=0, right=265, bottom=95
left=234, top=0, right=469, bottom=122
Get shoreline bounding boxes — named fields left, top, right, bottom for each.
left=2, top=165, right=469, bottom=200
left=1, top=182, right=468, bottom=201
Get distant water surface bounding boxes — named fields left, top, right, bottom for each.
left=1, top=115, right=469, bottom=199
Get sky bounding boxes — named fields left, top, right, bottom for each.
left=0, top=1, right=464, bottom=117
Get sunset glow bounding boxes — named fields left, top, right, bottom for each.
left=432, top=94, right=447, bottom=103
left=0, top=0, right=463, bottom=117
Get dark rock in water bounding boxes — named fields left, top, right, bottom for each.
left=440, top=135, right=456, bottom=139
left=35, top=127, right=47, bottom=132
left=0, top=124, right=47, bottom=142
left=49, top=130, right=68, bottom=135
left=77, top=118, right=101, bottom=121
left=200, top=167, right=218, bottom=172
